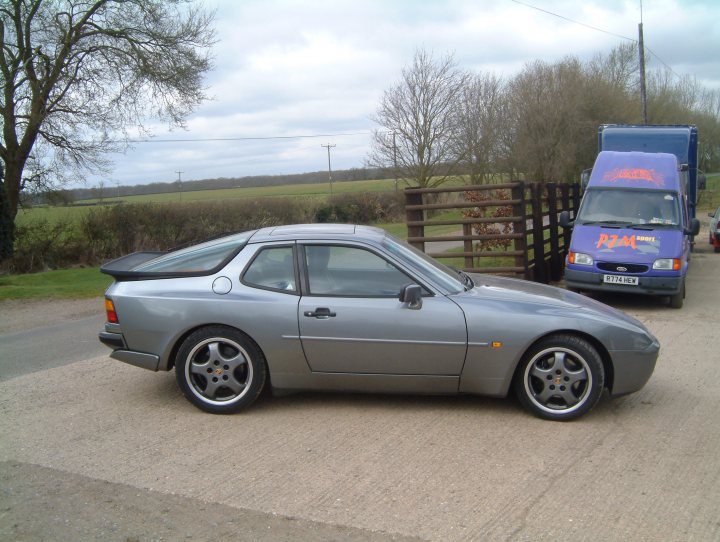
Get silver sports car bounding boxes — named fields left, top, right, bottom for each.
left=99, top=224, right=660, bottom=421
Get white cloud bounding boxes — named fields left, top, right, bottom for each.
left=85, top=0, right=720, bottom=188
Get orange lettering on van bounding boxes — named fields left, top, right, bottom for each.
left=596, top=234, right=637, bottom=249
left=603, top=168, right=664, bottom=187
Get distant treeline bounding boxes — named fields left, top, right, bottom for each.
left=67, top=166, right=387, bottom=201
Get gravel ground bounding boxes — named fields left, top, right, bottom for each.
left=0, top=297, right=103, bottom=334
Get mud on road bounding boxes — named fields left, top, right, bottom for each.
left=1, top=243, right=719, bottom=541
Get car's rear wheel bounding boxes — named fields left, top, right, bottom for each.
left=514, top=334, right=604, bottom=421
left=175, top=326, right=266, bottom=414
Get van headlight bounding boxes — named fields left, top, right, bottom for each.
left=569, top=251, right=593, bottom=266
left=653, top=258, right=681, bottom=270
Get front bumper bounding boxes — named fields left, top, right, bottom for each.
left=609, top=338, right=661, bottom=396
left=565, top=268, right=683, bottom=296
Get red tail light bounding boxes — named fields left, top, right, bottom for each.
left=105, top=297, right=118, bottom=324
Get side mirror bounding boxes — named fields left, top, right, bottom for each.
left=688, top=218, right=700, bottom=236
left=399, top=284, right=423, bottom=310
left=559, top=210, right=573, bottom=229
left=709, top=213, right=714, bottom=218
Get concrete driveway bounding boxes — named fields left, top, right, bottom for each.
left=1, top=242, right=719, bottom=541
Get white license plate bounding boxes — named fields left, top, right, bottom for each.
left=603, top=274, right=639, bottom=286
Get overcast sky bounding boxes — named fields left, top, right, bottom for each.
left=90, top=0, right=720, bottom=189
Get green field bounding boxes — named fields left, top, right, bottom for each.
left=15, top=176, right=474, bottom=226
left=0, top=267, right=112, bottom=300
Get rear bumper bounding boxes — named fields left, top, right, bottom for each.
left=99, top=329, right=160, bottom=372
left=99, top=331, right=125, bottom=349
left=565, top=268, right=683, bottom=295
left=711, top=231, right=720, bottom=247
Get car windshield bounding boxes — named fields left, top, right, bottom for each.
left=134, top=232, right=252, bottom=273
left=381, top=234, right=465, bottom=294
left=577, top=188, right=681, bottom=227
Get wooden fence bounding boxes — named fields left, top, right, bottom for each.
left=404, top=181, right=581, bottom=283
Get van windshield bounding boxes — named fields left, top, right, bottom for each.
left=577, top=188, right=681, bottom=227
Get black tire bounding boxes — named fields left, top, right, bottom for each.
left=175, top=326, right=267, bottom=414
left=668, top=280, right=685, bottom=309
left=514, top=334, right=604, bottom=421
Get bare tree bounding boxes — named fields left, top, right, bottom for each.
left=369, top=49, right=468, bottom=188
left=505, top=58, right=588, bottom=183
left=0, top=0, right=215, bottom=259
left=452, top=72, right=507, bottom=184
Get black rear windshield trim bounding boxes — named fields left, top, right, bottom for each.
left=100, top=243, right=248, bottom=281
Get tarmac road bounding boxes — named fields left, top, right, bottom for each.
left=1, top=241, right=719, bottom=541
left=0, top=313, right=107, bottom=382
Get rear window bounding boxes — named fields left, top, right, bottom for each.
left=134, top=233, right=251, bottom=273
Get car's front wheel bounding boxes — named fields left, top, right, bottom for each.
left=514, top=334, right=604, bottom=421
left=175, top=326, right=266, bottom=414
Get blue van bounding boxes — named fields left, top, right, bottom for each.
left=561, top=151, right=700, bottom=308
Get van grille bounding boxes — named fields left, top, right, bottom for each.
left=597, top=262, right=648, bottom=273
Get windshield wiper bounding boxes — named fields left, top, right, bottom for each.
left=451, top=267, right=474, bottom=290
left=637, top=222, right=678, bottom=229
left=580, top=220, right=633, bottom=227
left=459, top=269, right=474, bottom=290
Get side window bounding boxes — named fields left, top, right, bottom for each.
left=305, top=245, right=423, bottom=296
left=242, top=246, right=296, bottom=293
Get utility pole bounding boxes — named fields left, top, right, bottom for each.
left=638, top=1, right=648, bottom=124
left=392, top=131, right=398, bottom=192
left=321, top=144, right=336, bottom=196
left=176, top=171, right=183, bottom=202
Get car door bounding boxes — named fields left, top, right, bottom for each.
left=297, top=243, right=467, bottom=376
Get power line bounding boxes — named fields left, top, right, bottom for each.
left=126, top=131, right=371, bottom=144
left=510, top=0, right=685, bottom=81
left=509, top=0, right=635, bottom=42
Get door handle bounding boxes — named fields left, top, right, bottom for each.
left=304, top=307, right=336, bottom=319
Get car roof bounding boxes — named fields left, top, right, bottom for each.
left=248, top=223, right=388, bottom=243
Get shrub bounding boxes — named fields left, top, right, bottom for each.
left=315, top=191, right=404, bottom=224
left=462, top=189, right=514, bottom=251
left=7, top=193, right=407, bottom=274
left=7, top=197, right=320, bottom=273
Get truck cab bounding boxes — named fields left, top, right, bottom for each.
left=562, top=151, right=700, bottom=308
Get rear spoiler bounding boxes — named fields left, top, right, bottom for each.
left=100, top=252, right=165, bottom=280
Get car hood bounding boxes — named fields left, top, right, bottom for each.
left=458, top=273, right=648, bottom=330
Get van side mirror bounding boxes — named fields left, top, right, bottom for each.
left=687, top=218, right=700, bottom=236
left=399, top=284, right=423, bottom=310
left=559, top=210, right=573, bottom=229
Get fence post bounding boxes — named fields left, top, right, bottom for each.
left=511, top=182, right=528, bottom=279
left=405, top=188, right=425, bottom=251
left=560, top=183, right=572, bottom=250
left=462, top=222, right=473, bottom=270
left=547, top=183, right=562, bottom=281
left=530, top=182, right=546, bottom=283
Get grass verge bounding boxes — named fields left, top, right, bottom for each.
left=0, top=267, right=111, bottom=301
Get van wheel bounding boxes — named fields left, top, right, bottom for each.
left=668, top=280, right=685, bottom=309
